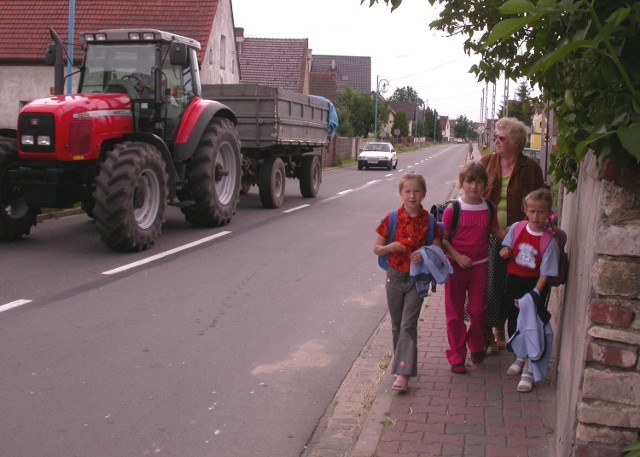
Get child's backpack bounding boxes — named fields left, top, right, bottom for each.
left=378, top=211, right=436, bottom=270
left=511, top=220, right=569, bottom=287
left=429, top=199, right=495, bottom=240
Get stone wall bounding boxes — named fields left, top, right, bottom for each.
left=555, top=153, right=640, bottom=456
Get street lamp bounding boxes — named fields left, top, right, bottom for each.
left=374, top=76, right=389, bottom=140
left=433, top=110, right=438, bottom=142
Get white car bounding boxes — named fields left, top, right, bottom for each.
left=357, top=142, right=398, bottom=170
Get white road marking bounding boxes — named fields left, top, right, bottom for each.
left=0, top=299, right=32, bottom=313
left=283, top=204, right=310, bottom=213
left=102, top=231, right=232, bottom=275
left=337, top=189, right=354, bottom=195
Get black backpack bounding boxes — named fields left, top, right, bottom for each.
left=430, top=199, right=495, bottom=240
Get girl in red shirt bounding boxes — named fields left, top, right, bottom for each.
left=374, top=172, right=442, bottom=391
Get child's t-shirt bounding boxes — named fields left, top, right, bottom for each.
left=502, top=222, right=560, bottom=278
left=442, top=198, right=498, bottom=264
left=376, top=206, right=441, bottom=273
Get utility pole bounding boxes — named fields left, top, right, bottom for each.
left=66, top=0, right=75, bottom=94
left=433, top=110, right=438, bottom=143
left=374, top=77, right=389, bottom=140
left=374, top=75, right=379, bottom=140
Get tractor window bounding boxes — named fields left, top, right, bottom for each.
left=80, top=43, right=157, bottom=99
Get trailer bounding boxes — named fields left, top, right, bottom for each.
left=202, top=84, right=334, bottom=208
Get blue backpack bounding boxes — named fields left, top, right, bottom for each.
left=378, top=211, right=436, bottom=270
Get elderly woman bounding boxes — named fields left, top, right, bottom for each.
left=480, top=117, right=544, bottom=355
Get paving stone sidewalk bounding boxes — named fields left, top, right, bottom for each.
left=371, top=287, right=558, bottom=457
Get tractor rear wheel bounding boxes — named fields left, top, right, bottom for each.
left=93, top=142, right=168, bottom=251
left=299, top=155, right=321, bottom=198
left=180, top=117, right=241, bottom=226
left=0, top=137, right=39, bottom=241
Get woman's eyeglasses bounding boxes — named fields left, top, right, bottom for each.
left=494, top=134, right=507, bottom=142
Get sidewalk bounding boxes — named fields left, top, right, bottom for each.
left=358, top=287, right=559, bottom=457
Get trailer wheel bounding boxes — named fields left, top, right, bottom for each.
left=180, top=117, right=241, bottom=226
left=0, top=137, right=39, bottom=241
left=258, top=156, right=286, bottom=208
left=299, top=155, right=321, bottom=198
left=93, top=142, right=168, bottom=251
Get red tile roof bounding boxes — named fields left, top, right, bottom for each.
left=0, top=0, right=219, bottom=63
left=237, top=37, right=308, bottom=92
left=309, top=72, right=337, bottom=103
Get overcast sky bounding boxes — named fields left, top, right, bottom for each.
left=233, top=0, right=510, bottom=123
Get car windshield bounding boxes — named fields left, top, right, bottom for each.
left=364, top=143, right=390, bottom=152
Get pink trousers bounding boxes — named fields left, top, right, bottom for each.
left=444, top=262, right=488, bottom=365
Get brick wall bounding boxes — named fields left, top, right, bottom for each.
left=555, top=153, right=640, bottom=456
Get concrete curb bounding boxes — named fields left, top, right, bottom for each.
left=36, top=207, right=84, bottom=222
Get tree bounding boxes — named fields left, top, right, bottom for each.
left=389, top=86, right=425, bottom=107
left=335, top=87, right=390, bottom=138
left=393, top=110, right=410, bottom=137
left=499, top=80, right=537, bottom=127
left=364, top=0, right=640, bottom=191
left=453, top=115, right=475, bottom=140
left=423, top=107, right=442, bottom=142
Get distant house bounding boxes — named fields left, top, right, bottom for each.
left=389, top=101, right=419, bottom=136
left=0, top=0, right=239, bottom=129
left=440, top=115, right=451, bottom=142
left=235, top=29, right=310, bottom=94
left=311, top=55, right=371, bottom=94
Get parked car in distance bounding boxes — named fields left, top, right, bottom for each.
left=358, top=142, right=398, bottom=170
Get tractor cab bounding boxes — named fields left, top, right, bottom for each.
left=77, top=29, right=201, bottom=145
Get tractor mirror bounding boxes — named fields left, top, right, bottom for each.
left=44, top=43, right=56, bottom=65
left=169, top=43, right=188, bottom=66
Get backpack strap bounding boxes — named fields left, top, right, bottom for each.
left=425, top=213, right=435, bottom=246
left=449, top=200, right=461, bottom=241
left=539, top=229, right=554, bottom=255
left=512, top=220, right=529, bottom=245
left=386, top=210, right=398, bottom=245
left=486, top=200, right=495, bottom=229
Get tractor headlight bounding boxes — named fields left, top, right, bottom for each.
left=21, top=135, right=34, bottom=145
left=37, top=136, right=51, bottom=146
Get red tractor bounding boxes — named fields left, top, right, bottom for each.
left=0, top=28, right=242, bottom=251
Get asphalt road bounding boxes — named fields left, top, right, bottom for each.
left=0, top=142, right=467, bottom=457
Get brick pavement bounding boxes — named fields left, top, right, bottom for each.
left=369, top=286, right=559, bottom=457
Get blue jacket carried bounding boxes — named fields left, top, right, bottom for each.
left=410, top=245, right=452, bottom=298
left=506, top=291, right=554, bottom=382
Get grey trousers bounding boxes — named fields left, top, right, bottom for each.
left=385, top=267, right=423, bottom=377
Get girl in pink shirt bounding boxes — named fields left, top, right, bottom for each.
left=442, top=162, right=504, bottom=374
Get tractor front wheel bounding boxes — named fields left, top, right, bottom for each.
left=0, top=137, right=39, bottom=241
left=93, top=142, right=168, bottom=251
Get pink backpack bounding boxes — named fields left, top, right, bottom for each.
left=512, top=220, right=569, bottom=287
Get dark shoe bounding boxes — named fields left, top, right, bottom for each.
left=451, top=363, right=467, bottom=374
left=492, top=326, right=506, bottom=350
left=471, top=351, right=486, bottom=364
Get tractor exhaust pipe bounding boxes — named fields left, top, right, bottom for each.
left=45, top=28, right=66, bottom=95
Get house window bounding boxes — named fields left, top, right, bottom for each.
left=219, top=35, right=226, bottom=69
